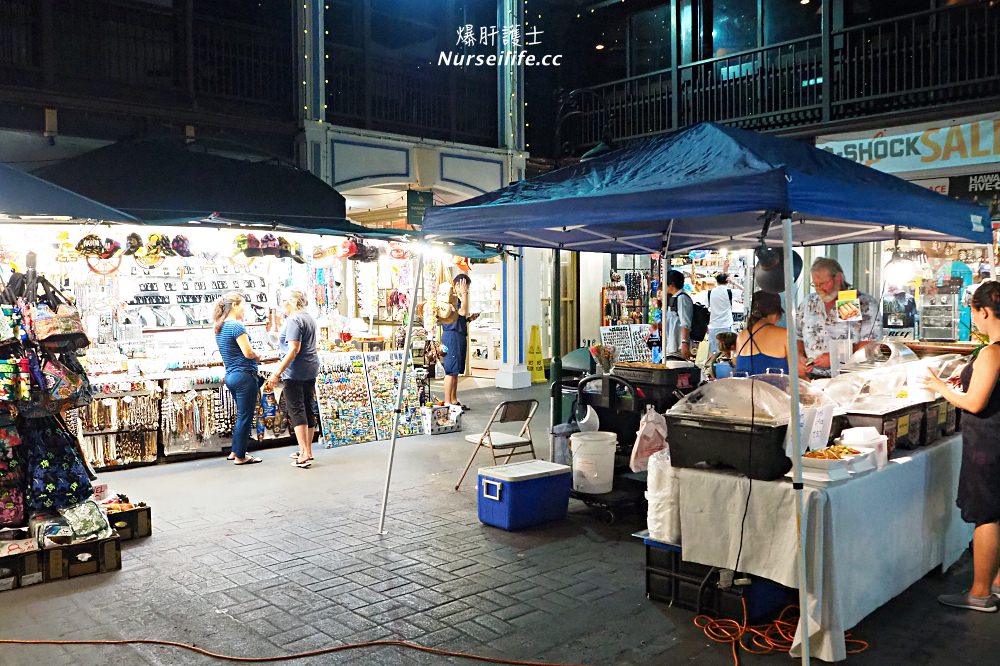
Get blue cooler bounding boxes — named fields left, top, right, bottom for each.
left=477, top=461, right=572, bottom=531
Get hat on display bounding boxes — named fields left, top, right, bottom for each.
left=75, top=234, right=104, bottom=256
left=335, top=239, right=357, bottom=259
left=123, top=232, right=142, bottom=256
left=99, top=238, right=122, bottom=260
left=350, top=241, right=367, bottom=261
left=159, top=233, right=176, bottom=256
left=171, top=235, right=193, bottom=258
left=244, top=234, right=263, bottom=257
left=277, top=236, right=292, bottom=259
left=291, top=242, right=306, bottom=264
left=454, top=256, right=471, bottom=272
left=55, top=232, right=80, bottom=262
left=234, top=234, right=249, bottom=256
left=389, top=243, right=408, bottom=260
left=260, top=233, right=280, bottom=256
left=312, top=246, right=326, bottom=261
left=145, top=233, right=165, bottom=257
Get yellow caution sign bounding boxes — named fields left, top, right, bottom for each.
left=526, top=325, right=545, bottom=383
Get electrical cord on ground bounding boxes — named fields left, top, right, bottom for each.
left=732, top=264, right=758, bottom=576
left=694, top=598, right=870, bottom=666
left=0, top=638, right=590, bottom=666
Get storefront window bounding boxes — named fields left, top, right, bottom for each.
left=764, top=0, right=822, bottom=45
left=711, top=0, right=758, bottom=57
left=629, top=5, right=671, bottom=76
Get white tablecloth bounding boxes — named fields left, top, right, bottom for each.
left=675, top=436, right=972, bottom=662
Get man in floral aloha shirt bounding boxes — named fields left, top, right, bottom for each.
left=795, top=257, right=882, bottom=378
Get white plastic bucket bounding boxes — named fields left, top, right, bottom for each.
left=569, top=432, right=617, bottom=494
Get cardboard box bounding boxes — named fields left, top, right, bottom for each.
left=107, top=506, right=152, bottom=541
left=45, top=534, right=122, bottom=581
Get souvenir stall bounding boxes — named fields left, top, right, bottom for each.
left=0, top=222, right=455, bottom=469
left=669, top=250, right=749, bottom=326
left=0, top=172, right=148, bottom=593
left=422, top=122, right=992, bottom=663
left=879, top=227, right=999, bottom=345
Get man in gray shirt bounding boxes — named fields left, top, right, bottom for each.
left=664, top=270, right=693, bottom=359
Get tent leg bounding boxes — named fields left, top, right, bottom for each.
left=782, top=217, right=810, bottom=666
left=551, top=249, right=562, bottom=426
left=377, top=252, right=424, bottom=535
left=991, top=237, right=997, bottom=282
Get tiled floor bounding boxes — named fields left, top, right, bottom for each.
left=0, top=382, right=996, bottom=665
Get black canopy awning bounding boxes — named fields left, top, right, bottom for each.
left=0, top=162, right=138, bottom=222
left=37, top=137, right=358, bottom=234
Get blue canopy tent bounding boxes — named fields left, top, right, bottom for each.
left=421, top=122, right=991, bottom=253
left=380, top=123, right=992, bottom=664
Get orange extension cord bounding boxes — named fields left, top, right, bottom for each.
left=0, top=638, right=588, bottom=665
left=695, top=598, right=870, bottom=666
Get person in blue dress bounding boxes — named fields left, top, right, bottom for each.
left=441, top=274, right=479, bottom=410
left=735, top=291, right=791, bottom=376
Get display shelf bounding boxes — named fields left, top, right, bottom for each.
left=365, top=351, right=424, bottom=440
left=316, top=352, right=377, bottom=447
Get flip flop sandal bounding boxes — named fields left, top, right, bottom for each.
left=234, top=455, right=263, bottom=465
left=228, top=453, right=236, bottom=460
left=292, top=460, right=312, bottom=468
left=289, top=452, right=315, bottom=460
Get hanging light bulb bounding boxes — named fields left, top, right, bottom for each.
left=883, top=250, right=916, bottom=287
left=883, top=227, right=917, bottom=287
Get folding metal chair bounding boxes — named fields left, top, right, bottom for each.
left=454, top=399, right=538, bottom=490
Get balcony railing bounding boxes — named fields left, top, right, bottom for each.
left=326, top=45, right=498, bottom=147
left=0, top=0, right=292, bottom=120
left=575, top=1, right=999, bottom=146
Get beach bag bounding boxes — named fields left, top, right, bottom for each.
left=24, top=417, right=94, bottom=513
left=27, top=277, right=89, bottom=351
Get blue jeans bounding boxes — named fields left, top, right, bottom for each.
left=225, top=370, right=259, bottom=459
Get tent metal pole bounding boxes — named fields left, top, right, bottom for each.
left=551, top=248, right=563, bottom=426
left=782, top=217, right=810, bottom=666
left=990, top=229, right=997, bottom=281
left=377, top=251, right=424, bottom=535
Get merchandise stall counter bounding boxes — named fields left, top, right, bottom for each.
left=904, top=341, right=978, bottom=358
left=660, top=435, right=971, bottom=662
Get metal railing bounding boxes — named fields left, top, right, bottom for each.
left=326, top=45, right=498, bottom=146
left=572, top=1, right=999, bottom=145
left=831, top=2, right=1000, bottom=118
left=0, top=0, right=292, bottom=118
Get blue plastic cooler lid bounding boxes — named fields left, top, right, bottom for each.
left=478, top=460, right=571, bottom=482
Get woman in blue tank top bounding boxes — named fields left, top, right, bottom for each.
left=735, top=291, right=790, bottom=376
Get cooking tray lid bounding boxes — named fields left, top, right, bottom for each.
left=668, top=377, right=792, bottom=425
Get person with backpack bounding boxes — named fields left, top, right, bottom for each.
left=664, top=270, right=694, bottom=359
left=706, top=273, right=735, bottom=353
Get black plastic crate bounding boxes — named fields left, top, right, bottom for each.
left=646, top=542, right=714, bottom=579
left=647, top=567, right=795, bottom=623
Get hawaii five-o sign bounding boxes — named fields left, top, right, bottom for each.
left=817, top=114, right=1000, bottom=174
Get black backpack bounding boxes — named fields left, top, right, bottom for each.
left=671, top=292, right=710, bottom=342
